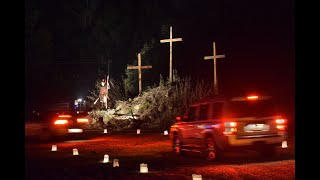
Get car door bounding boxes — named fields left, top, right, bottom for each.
left=179, top=106, right=199, bottom=144
left=187, top=103, right=210, bottom=145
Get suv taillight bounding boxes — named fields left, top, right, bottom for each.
left=77, top=118, right=89, bottom=123
left=275, top=118, right=287, bottom=131
left=54, top=119, right=68, bottom=125
left=223, top=121, right=237, bottom=135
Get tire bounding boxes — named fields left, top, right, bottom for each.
left=205, top=136, right=221, bottom=161
left=173, top=134, right=184, bottom=156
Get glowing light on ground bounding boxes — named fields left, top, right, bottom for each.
left=103, top=154, right=109, bottom=163
left=51, top=145, right=57, bottom=151
left=140, top=163, right=148, bottom=173
left=192, top=174, right=202, bottom=180
left=73, top=148, right=79, bottom=155
left=282, top=141, right=288, bottom=148
left=68, top=128, right=83, bottom=133
left=113, top=159, right=119, bottom=167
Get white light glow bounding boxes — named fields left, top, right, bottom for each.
left=54, top=120, right=68, bottom=125
left=192, top=174, right=202, bottom=180
left=68, top=129, right=83, bottom=133
left=103, top=154, right=109, bottom=163
left=77, top=118, right=88, bottom=123
left=164, top=130, right=168, bottom=135
left=104, top=129, right=107, bottom=133
left=113, top=159, right=119, bottom=167
left=282, top=141, right=288, bottom=148
left=73, top=148, right=79, bottom=155
left=276, top=119, right=285, bottom=124
left=137, top=129, right=141, bottom=134
left=51, top=145, right=57, bottom=151
left=140, top=163, right=148, bottom=173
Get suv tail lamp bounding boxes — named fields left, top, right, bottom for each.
left=176, top=116, right=181, bottom=121
left=77, top=118, right=89, bottom=123
left=223, top=121, right=237, bottom=135
left=58, top=115, right=71, bottom=118
left=247, top=95, right=258, bottom=100
left=54, top=119, right=68, bottom=125
left=275, top=118, right=287, bottom=131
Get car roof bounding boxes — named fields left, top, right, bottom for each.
left=192, top=94, right=273, bottom=106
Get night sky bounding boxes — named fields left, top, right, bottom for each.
left=25, top=0, right=294, bottom=113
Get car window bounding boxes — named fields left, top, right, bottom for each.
left=212, top=102, right=223, bottom=119
left=227, top=99, right=275, bottom=118
left=187, top=106, right=198, bottom=121
left=199, top=104, right=209, bottom=120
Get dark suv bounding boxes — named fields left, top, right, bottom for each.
left=25, top=102, right=91, bottom=140
left=169, top=95, right=288, bottom=160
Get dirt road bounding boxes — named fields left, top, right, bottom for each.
left=25, top=131, right=295, bottom=179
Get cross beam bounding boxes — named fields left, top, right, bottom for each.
left=127, top=53, right=152, bottom=95
left=160, top=26, right=183, bottom=83
left=204, top=42, right=226, bottom=95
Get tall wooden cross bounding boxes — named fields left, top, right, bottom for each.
left=204, top=42, right=226, bottom=96
left=127, top=53, right=152, bottom=95
left=160, top=26, right=183, bottom=83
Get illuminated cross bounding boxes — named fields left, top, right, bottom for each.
left=160, top=26, right=183, bottom=83
left=204, top=42, right=226, bottom=95
left=127, top=53, right=152, bottom=95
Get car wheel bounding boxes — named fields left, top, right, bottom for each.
left=205, top=136, right=220, bottom=161
left=173, top=134, right=184, bottom=156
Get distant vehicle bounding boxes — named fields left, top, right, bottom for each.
left=25, top=102, right=91, bottom=141
left=169, top=94, right=288, bottom=160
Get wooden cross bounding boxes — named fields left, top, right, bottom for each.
left=204, top=42, right=226, bottom=96
left=127, top=53, right=152, bottom=95
left=160, top=26, right=183, bottom=83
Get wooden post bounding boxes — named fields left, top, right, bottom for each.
left=127, top=53, right=152, bottom=95
left=105, top=75, right=110, bottom=109
left=160, top=26, right=183, bottom=83
left=204, top=42, right=226, bottom=95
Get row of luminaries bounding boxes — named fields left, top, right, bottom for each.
left=51, top=145, right=202, bottom=179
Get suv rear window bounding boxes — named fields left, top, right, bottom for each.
left=226, top=99, right=275, bottom=118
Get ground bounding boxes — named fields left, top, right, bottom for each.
left=25, top=131, right=295, bottom=179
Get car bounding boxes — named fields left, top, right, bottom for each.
left=25, top=102, right=91, bottom=141
left=169, top=94, right=288, bottom=160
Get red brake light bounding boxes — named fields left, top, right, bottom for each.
left=223, top=121, right=237, bottom=135
left=275, top=118, right=287, bottom=130
left=58, top=115, right=72, bottom=118
left=77, top=118, right=89, bottom=123
left=275, top=119, right=286, bottom=124
left=276, top=125, right=286, bottom=130
left=247, top=95, right=258, bottom=100
left=54, top=119, right=68, bottom=125
left=224, top=122, right=237, bottom=127
left=176, top=116, right=181, bottom=121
